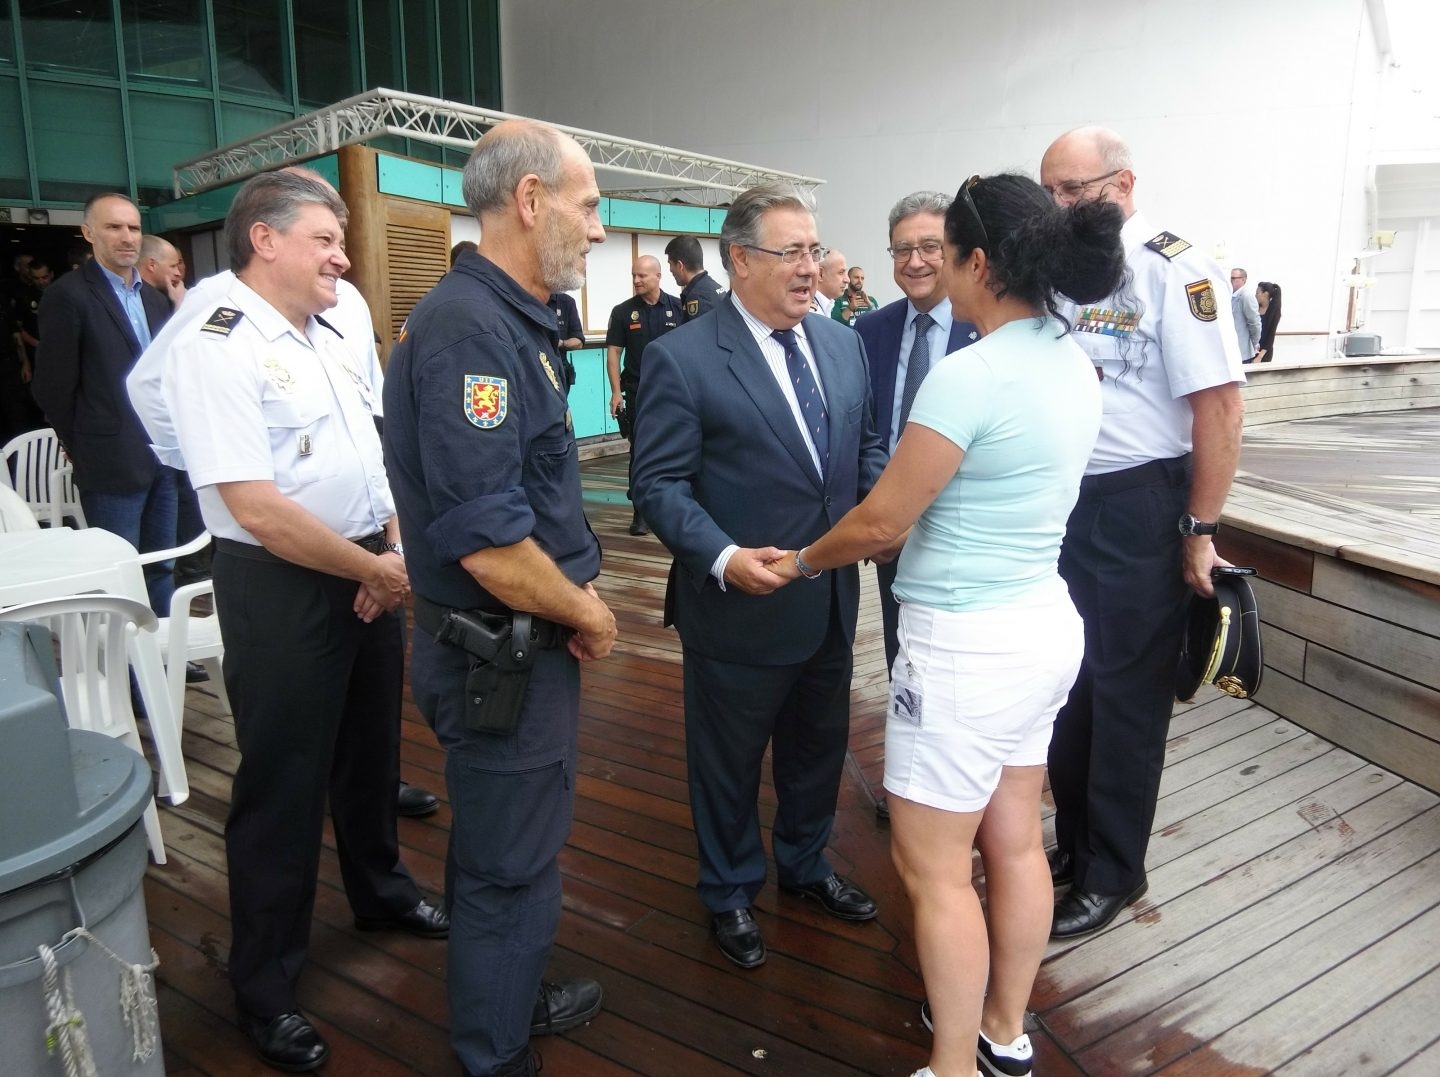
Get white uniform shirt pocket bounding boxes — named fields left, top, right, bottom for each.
left=262, top=396, right=339, bottom=489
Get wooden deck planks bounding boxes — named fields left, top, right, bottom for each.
left=139, top=452, right=1440, bottom=1075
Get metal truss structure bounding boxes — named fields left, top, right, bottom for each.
left=173, top=88, right=822, bottom=206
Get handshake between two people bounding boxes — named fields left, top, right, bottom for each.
left=721, top=535, right=907, bottom=596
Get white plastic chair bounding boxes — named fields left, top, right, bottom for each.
left=0, top=483, right=40, bottom=531
left=1, top=427, right=66, bottom=523
left=0, top=593, right=190, bottom=863
left=48, top=462, right=88, bottom=529
left=137, top=529, right=230, bottom=731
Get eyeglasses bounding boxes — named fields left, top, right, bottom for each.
left=887, top=240, right=944, bottom=262
left=955, top=174, right=989, bottom=253
left=742, top=244, right=829, bottom=265
left=1043, top=169, right=1122, bottom=200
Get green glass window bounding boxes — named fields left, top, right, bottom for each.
left=20, top=0, right=118, bottom=77
left=360, top=0, right=398, bottom=90
left=439, top=3, right=469, bottom=103
left=294, top=0, right=357, bottom=106
left=121, top=0, right=208, bottom=87
left=1, top=4, right=15, bottom=66
left=402, top=3, right=436, bottom=97
left=213, top=0, right=288, bottom=100
left=30, top=81, right=126, bottom=201
left=0, top=77, right=28, bottom=199
left=471, top=2, right=500, bottom=107
left=130, top=92, right=215, bottom=193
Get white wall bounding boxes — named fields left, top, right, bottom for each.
left=500, top=0, right=1382, bottom=341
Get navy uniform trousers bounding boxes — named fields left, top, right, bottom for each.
left=214, top=542, right=421, bottom=1017
left=683, top=581, right=853, bottom=913
left=1048, top=456, right=1192, bottom=897
left=409, top=627, right=579, bottom=1076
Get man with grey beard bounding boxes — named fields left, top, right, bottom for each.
left=383, top=119, right=618, bottom=1077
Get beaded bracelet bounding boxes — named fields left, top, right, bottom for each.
left=794, top=547, right=823, bottom=580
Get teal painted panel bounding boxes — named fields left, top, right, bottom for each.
left=606, top=199, right=659, bottom=231
left=307, top=154, right=340, bottom=187
left=441, top=169, right=466, bottom=208
left=659, top=204, right=711, bottom=234
left=569, top=348, right=618, bottom=439
left=598, top=197, right=611, bottom=226
left=709, top=208, right=728, bottom=235
left=377, top=155, right=443, bottom=202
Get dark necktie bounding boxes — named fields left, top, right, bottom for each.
left=898, top=311, right=935, bottom=430
left=772, top=328, right=829, bottom=475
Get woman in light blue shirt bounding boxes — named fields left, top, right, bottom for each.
left=773, top=173, right=1125, bottom=1077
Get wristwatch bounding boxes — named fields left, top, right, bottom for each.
left=1177, top=513, right=1220, bottom=537
left=380, top=541, right=405, bottom=557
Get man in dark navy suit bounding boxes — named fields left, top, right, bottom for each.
left=855, top=190, right=979, bottom=675
left=34, top=192, right=177, bottom=611
left=633, top=184, right=888, bottom=970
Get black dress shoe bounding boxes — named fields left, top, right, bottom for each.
left=1050, top=878, right=1148, bottom=939
left=712, top=908, right=766, bottom=968
left=627, top=510, right=649, bottom=536
left=355, top=898, right=450, bottom=938
left=238, top=1010, right=329, bottom=1072
left=185, top=660, right=210, bottom=684
left=1048, top=848, right=1074, bottom=887
left=530, top=977, right=603, bottom=1035
left=781, top=873, right=878, bottom=922
left=396, top=780, right=440, bottom=818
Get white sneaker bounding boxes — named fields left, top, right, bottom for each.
left=978, top=1028, right=1033, bottom=1077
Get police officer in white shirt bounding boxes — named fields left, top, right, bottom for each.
left=1039, top=127, right=1246, bottom=939
left=126, top=187, right=439, bottom=820
left=164, top=170, right=446, bottom=1073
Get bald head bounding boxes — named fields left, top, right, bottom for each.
left=138, top=235, right=183, bottom=291
left=1040, top=126, right=1136, bottom=215
left=632, top=255, right=662, bottom=302
left=817, top=247, right=848, bottom=302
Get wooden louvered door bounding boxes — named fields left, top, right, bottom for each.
left=383, top=198, right=450, bottom=346
left=336, top=144, right=456, bottom=367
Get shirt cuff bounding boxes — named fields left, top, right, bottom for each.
left=710, top=544, right=739, bottom=591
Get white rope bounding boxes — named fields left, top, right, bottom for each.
left=39, top=942, right=98, bottom=1077
left=37, top=928, right=161, bottom=1070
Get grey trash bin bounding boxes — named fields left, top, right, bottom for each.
left=0, top=621, right=163, bottom=1076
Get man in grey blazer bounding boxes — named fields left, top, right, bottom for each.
left=632, top=184, right=888, bottom=969
left=1230, top=267, right=1260, bottom=361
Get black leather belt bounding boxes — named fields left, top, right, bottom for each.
left=216, top=532, right=387, bottom=562
left=1079, top=454, right=1190, bottom=497
left=412, top=594, right=571, bottom=650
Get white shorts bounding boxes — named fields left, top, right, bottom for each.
left=883, top=579, right=1084, bottom=814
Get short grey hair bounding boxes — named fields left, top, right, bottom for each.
left=462, top=122, right=567, bottom=217
left=225, top=171, right=347, bottom=271
left=719, top=183, right=816, bottom=274
left=139, top=234, right=174, bottom=262
left=887, top=190, right=952, bottom=239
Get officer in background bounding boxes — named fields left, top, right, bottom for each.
left=383, top=119, right=618, bottom=1077
left=548, top=291, right=585, bottom=389
left=165, top=171, right=445, bottom=1073
left=605, top=255, right=679, bottom=535
left=1039, top=126, right=1246, bottom=940
left=664, top=234, right=726, bottom=321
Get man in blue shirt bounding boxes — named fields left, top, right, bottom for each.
left=34, top=193, right=177, bottom=611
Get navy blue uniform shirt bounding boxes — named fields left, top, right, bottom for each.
left=382, top=252, right=602, bottom=610
left=679, top=270, right=725, bottom=322
left=604, top=291, right=680, bottom=390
